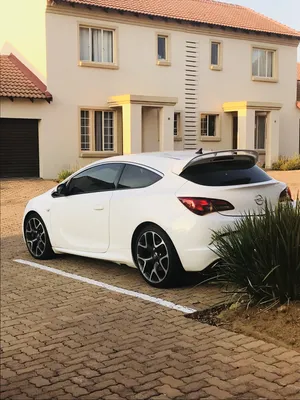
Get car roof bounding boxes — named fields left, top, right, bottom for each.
left=92, top=151, right=201, bottom=173
left=89, top=149, right=259, bottom=175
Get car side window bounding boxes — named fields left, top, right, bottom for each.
left=117, top=164, right=162, bottom=189
left=67, top=163, right=122, bottom=196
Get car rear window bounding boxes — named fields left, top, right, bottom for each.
left=180, top=159, right=272, bottom=186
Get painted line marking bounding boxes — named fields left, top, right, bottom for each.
left=14, top=259, right=196, bottom=314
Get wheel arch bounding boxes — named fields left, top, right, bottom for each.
left=131, top=221, right=179, bottom=265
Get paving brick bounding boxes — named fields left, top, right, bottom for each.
left=30, top=377, right=51, bottom=388
left=205, top=376, right=233, bottom=391
left=156, top=384, right=183, bottom=398
left=130, top=389, right=159, bottom=399
left=203, top=386, right=233, bottom=399
left=252, top=387, right=283, bottom=399
left=276, top=373, right=300, bottom=386
left=159, top=375, right=184, bottom=388
left=252, top=377, right=282, bottom=391
left=255, top=369, right=281, bottom=382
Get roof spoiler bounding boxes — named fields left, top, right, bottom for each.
left=173, top=149, right=259, bottom=175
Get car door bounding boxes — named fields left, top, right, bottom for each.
left=50, top=163, right=123, bottom=253
left=109, top=163, right=163, bottom=251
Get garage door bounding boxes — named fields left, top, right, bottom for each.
left=0, top=118, right=39, bottom=178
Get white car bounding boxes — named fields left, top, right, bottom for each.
left=23, top=149, right=291, bottom=288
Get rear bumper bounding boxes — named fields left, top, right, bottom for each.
left=166, top=212, right=240, bottom=272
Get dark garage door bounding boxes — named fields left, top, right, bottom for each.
left=0, top=118, right=39, bottom=178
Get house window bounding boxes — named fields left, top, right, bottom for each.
left=80, top=27, right=114, bottom=63
left=201, top=114, right=218, bottom=137
left=252, top=48, right=275, bottom=78
left=80, top=110, right=115, bottom=152
left=210, top=41, right=222, bottom=69
left=255, top=114, right=267, bottom=150
left=174, top=113, right=180, bottom=136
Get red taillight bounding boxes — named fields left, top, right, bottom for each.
left=279, top=187, right=293, bottom=202
left=178, top=197, right=234, bottom=216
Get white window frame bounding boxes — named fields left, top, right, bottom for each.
left=210, top=40, right=223, bottom=71
left=251, top=46, right=277, bottom=82
left=80, top=109, right=117, bottom=155
left=156, top=33, right=171, bottom=66
left=79, top=25, right=118, bottom=69
left=200, top=113, right=221, bottom=142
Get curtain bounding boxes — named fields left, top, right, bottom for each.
left=267, top=51, right=273, bottom=78
left=103, top=30, right=113, bottom=63
left=80, top=28, right=89, bottom=61
left=92, top=29, right=102, bottom=62
left=252, top=49, right=259, bottom=76
left=258, top=49, right=266, bottom=77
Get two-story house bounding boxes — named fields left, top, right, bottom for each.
left=0, top=0, right=300, bottom=179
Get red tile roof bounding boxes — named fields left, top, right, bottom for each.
left=54, top=0, right=300, bottom=38
left=0, top=54, right=52, bottom=101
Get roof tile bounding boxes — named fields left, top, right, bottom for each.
left=0, top=54, right=52, bottom=101
left=56, top=0, right=300, bottom=37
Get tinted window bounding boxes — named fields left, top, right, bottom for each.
left=117, top=164, right=162, bottom=189
left=67, top=163, right=122, bottom=195
left=180, top=160, right=272, bottom=187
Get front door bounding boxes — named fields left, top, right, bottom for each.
left=50, top=163, right=123, bottom=253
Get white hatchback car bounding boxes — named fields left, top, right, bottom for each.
left=23, top=149, right=291, bottom=288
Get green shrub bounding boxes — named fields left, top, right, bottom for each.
left=272, top=154, right=300, bottom=171
left=57, top=169, right=75, bottom=183
left=211, top=200, right=300, bottom=304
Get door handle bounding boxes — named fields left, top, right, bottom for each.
left=94, top=205, right=104, bottom=211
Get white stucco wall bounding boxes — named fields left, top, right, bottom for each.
left=1, top=2, right=299, bottom=178
left=41, top=6, right=299, bottom=178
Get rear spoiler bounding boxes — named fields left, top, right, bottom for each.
left=172, top=149, right=259, bottom=175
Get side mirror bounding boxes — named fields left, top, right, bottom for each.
left=52, top=182, right=67, bottom=197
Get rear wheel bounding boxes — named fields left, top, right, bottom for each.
left=133, top=224, right=183, bottom=288
left=24, top=213, right=55, bottom=260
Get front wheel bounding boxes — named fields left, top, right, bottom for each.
left=24, top=213, right=55, bottom=260
left=133, top=224, right=183, bottom=288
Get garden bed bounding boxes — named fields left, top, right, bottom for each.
left=186, top=302, right=300, bottom=352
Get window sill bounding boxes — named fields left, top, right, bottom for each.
left=156, top=60, right=171, bottom=67
left=210, top=65, right=222, bottom=71
left=80, top=151, right=120, bottom=158
left=200, top=136, right=221, bottom=142
left=252, top=76, right=278, bottom=83
left=174, top=136, right=182, bottom=142
left=79, top=61, right=119, bottom=70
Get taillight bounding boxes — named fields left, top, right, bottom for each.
left=279, top=187, right=293, bottom=202
left=178, top=197, right=234, bottom=216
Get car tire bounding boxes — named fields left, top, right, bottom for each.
left=133, top=224, right=184, bottom=288
left=24, top=212, right=55, bottom=260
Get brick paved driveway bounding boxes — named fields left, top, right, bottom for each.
left=1, top=179, right=300, bottom=400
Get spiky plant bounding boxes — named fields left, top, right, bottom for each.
left=211, top=200, right=300, bottom=304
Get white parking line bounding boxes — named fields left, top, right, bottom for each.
left=14, top=259, right=196, bottom=314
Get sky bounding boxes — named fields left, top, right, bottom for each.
left=220, top=0, right=300, bottom=61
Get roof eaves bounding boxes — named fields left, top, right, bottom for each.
left=50, top=0, right=300, bottom=40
